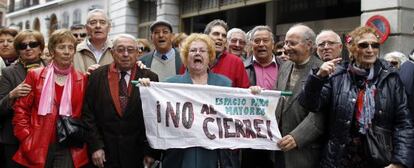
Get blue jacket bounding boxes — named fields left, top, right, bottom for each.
left=161, top=71, right=231, bottom=168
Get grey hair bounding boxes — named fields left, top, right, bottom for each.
left=112, top=34, right=137, bottom=47
left=290, top=23, right=316, bottom=45
left=87, top=9, right=110, bottom=24
left=250, top=25, right=274, bottom=42
left=316, top=30, right=342, bottom=44
left=227, top=28, right=247, bottom=41
left=384, top=51, right=409, bottom=64
left=204, top=19, right=228, bottom=35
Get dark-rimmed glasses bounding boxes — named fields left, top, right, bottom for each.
left=17, top=41, right=40, bottom=50
left=357, top=42, right=380, bottom=49
left=73, top=33, right=87, bottom=38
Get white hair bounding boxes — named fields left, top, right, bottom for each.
left=227, top=28, right=247, bottom=41
left=384, top=51, right=408, bottom=65
left=316, top=30, right=342, bottom=44
left=87, top=9, right=110, bottom=23
left=112, top=34, right=137, bottom=47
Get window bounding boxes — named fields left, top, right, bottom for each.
left=25, top=20, right=30, bottom=29
left=73, top=9, right=81, bottom=24
left=62, top=11, right=69, bottom=28
left=139, top=1, right=156, bottom=23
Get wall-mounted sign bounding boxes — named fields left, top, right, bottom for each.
left=365, top=15, right=391, bottom=44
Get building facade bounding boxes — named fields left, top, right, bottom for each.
left=6, top=0, right=414, bottom=55
left=6, top=0, right=108, bottom=42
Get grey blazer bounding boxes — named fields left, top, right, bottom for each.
left=0, top=62, right=27, bottom=144
left=274, top=55, right=325, bottom=168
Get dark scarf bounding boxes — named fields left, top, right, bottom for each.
left=19, top=57, right=43, bottom=70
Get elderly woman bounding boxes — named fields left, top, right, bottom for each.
left=299, top=26, right=414, bottom=168
left=0, top=30, right=47, bottom=168
left=12, top=29, right=88, bottom=168
left=141, top=33, right=232, bottom=167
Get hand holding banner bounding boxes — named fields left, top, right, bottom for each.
left=139, top=82, right=282, bottom=150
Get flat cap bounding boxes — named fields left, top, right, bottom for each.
left=150, top=19, right=173, bottom=32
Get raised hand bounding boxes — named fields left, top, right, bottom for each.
left=316, top=58, right=342, bottom=78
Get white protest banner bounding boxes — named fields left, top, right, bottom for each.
left=139, top=82, right=282, bottom=150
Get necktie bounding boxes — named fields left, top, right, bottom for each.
left=161, top=54, right=168, bottom=60
left=119, top=71, right=128, bottom=115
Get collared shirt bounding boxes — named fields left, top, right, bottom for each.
left=154, top=48, right=175, bottom=61
left=253, top=55, right=278, bottom=90
left=86, top=38, right=108, bottom=62
left=119, top=70, right=131, bottom=87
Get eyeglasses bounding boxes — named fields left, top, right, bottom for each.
left=276, top=51, right=287, bottom=56
left=17, top=41, right=40, bottom=50
left=357, top=42, right=380, bottom=49
left=115, top=47, right=137, bottom=54
left=317, top=41, right=340, bottom=48
left=73, top=33, right=87, bottom=38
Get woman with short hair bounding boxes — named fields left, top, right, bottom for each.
left=299, top=26, right=414, bottom=168
left=12, top=29, right=89, bottom=168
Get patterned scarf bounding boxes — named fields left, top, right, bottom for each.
left=348, top=63, right=376, bottom=134
left=19, top=57, right=42, bottom=70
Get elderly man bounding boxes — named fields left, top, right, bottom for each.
left=204, top=19, right=249, bottom=88
left=140, top=20, right=182, bottom=81
left=315, top=30, right=343, bottom=62
left=73, top=9, right=113, bottom=73
left=70, top=24, right=87, bottom=45
left=0, top=28, right=18, bottom=66
left=274, top=24, right=325, bottom=168
left=227, top=28, right=248, bottom=60
left=82, top=34, right=159, bottom=168
left=242, top=25, right=283, bottom=168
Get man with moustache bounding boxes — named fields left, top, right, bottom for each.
left=140, top=20, right=182, bottom=81
left=315, top=30, right=343, bottom=62
left=204, top=19, right=249, bottom=88
left=242, top=25, right=284, bottom=168
left=275, top=24, right=325, bottom=168
left=83, top=34, right=158, bottom=168
left=73, top=9, right=113, bottom=73
left=0, top=28, right=18, bottom=67
left=227, top=28, right=248, bottom=60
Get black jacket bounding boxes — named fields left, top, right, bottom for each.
left=298, top=60, right=414, bottom=168
left=82, top=64, right=159, bottom=168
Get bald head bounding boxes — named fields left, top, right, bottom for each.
left=316, top=30, right=343, bottom=62
left=284, top=24, right=315, bottom=64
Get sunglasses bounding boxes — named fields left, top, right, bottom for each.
left=73, top=33, right=87, bottom=38
left=17, top=41, right=40, bottom=50
left=357, top=42, right=380, bottom=49
left=276, top=51, right=287, bottom=56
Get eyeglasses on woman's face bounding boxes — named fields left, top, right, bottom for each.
left=357, top=42, right=380, bottom=49
left=17, top=41, right=40, bottom=50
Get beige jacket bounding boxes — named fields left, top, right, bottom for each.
left=73, top=38, right=113, bottom=73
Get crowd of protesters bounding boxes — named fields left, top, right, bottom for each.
left=0, top=8, right=413, bottom=168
